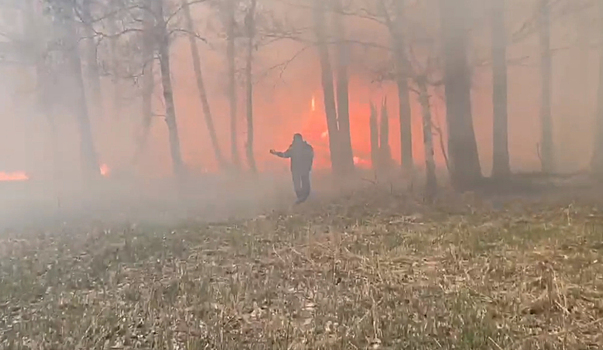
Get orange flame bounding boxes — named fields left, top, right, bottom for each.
left=353, top=156, right=371, bottom=168
left=100, top=164, right=110, bottom=177
left=311, top=95, right=316, bottom=112
left=0, top=171, right=29, bottom=182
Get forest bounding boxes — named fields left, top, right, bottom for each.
left=0, top=0, right=600, bottom=191
left=1, top=0, right=603, bottom=349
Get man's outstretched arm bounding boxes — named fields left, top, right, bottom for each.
left=270, top=145, right=292, bottom=158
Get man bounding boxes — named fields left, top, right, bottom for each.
left=270, top=133, right=314, bottom=204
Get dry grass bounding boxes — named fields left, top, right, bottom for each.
left=1, top=186, right=603, bottom=349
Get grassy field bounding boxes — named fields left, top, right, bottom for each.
left=1, top=184, right=603, bottom=349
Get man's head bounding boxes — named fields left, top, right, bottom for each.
left=293, top=133, right=303, bottom=143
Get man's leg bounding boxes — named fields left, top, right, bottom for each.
left=299, top=172, right=311, bottom=202
left=292, top=172, right=302, bottom=200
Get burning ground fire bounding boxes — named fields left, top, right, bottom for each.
left=0, top=171, right=29, bottom=182
left=0, top=164, right=110, bottom=182
left=100, top=164, right=110, bottom=177
left=304, top=94, right=373, bottom=169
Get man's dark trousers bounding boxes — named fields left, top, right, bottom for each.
left=292, top=171, right=311, bottom=203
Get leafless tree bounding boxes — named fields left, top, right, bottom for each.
left=244, top=0, right=258, bottom=172
left=331, top=0, right=355, bottom=174
left=379, top=97, right=392, bottom=169
left=153, top=0, right=185, bottom=176
left=491, top=0, right=510, bottom=178
left=132, top=3, right=156, bottom=164
left=591, top=0, right=603, bottom=174
left=378, top=0, right=413, bottom=172
left=539, top=0, right=555, bottom=174
left=225, top=0, right=241, bottom=170
left=47, top=0, right=101, bottom=179
left=438, top=0, right=482, bottom=190
left=369, top=101, right=379, bottom=169
left=415, top=75, right=437, bottom=201
left=80, top=0, right=104, bottom=120
left=313, top=0, right=343, bottom=174
left=181, top=0, right=227, bottom=169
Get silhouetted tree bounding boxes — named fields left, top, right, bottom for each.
left=416, top=76, right=437, bottom=201
left=132, top=5, right=156, bottom=164
left=592, top=0, right=603, bottom=174
left=225, top=0, right=241, bottom=170
left=244, top=0, right=258, bottom=172
left=370, top=101, right=379, bottom=169
left=80, top=0, right=103, bottom=119
left=153, top=0, right=185, bottom=176
left=313, top=0, right=342, bottom=175
left=379, top=97, right=392, bottom=169
left=438, top=0, right=482, bottom=190
left=539, top=0, right=555, bottom=173
left=378, top=0, right=413, bottom=172
left=331, top=0, right=355, bottom=174
left=491, top=0, right=510, bottom=178
left=181, top=0, right=226, bottom=169
left=47, top=0, right=100, bottom=178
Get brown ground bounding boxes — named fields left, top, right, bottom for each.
left=1, top=179, right=603, bottom=349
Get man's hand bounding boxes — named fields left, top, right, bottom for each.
left=269, top=149, right=276, bottom=155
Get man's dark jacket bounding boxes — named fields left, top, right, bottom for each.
left=275, top=140, right=314, bottom=174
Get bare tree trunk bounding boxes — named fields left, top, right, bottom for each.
left=397, top=77, right=413, bottom=170
left=438, top=0, right=482, bottom=190
left=226, top=0, right=241, bottom=170
left=182, top=0, right=226, bottom=168
left=370, top=101, right=379, bottom=170
left=155, top=0, right=185, bottom=177
left=26, top=0, right=60, bottom=182
left=132, top=7, right=156, bottom=164
left=245, top=0, right=257, bottom=172
left=539, top=0, right=555, bottom=173
left=591, top=0, right=603, bottom=174
left=392, top=0, right=413, bottom=172
left=313, top=0, right=342, bottom=175
left=417, top=78, right=437, bottom=201
left=331, top=0, right=355, bottom=174
left=107, top=18, right=121, bottom=118
left=64, top=7, right=100, bottom=178
left=379, top=97, right=392, bottom=169
left=80, top=0, right=103, bottom=119
left=491, top=0, right=510, bottom=178
left=35, top=63, right=61, bottom=182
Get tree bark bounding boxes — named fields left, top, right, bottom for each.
left=226, top=0, right=241, bottom=170
left=245, top=0, right=257, bottom=172
left=539, top=0, right=555, bottom=173
left=182, top=0, right=226, bottom=168
left=331, top=0, right=355, bottom=174
left=35, top=58, right=61, bottom=183
left=392, top=0, right=413, bottom=172
left=155, top=0, right=185, bottom=177
left=107, top=17, right=121, bottom=118
left=591, top=0, right=603, bottom=174
left=491, top=0, right=510, bottom=178
left=132, top=6, right=155, bottom=164
left=438, top=0, right=482, bottom=190
left=417, top=78, right=437, bottom=202
left=379, top=97, right=392, bottom=169
left=370, top=102, right=379, bottom=170
left=313, top=0, right=342, bottom=175
left=80, top=0, right=103, bottom=119
left=25, top=0, right=60, bottom=182
left=64, top=6, right=100, bottom=178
